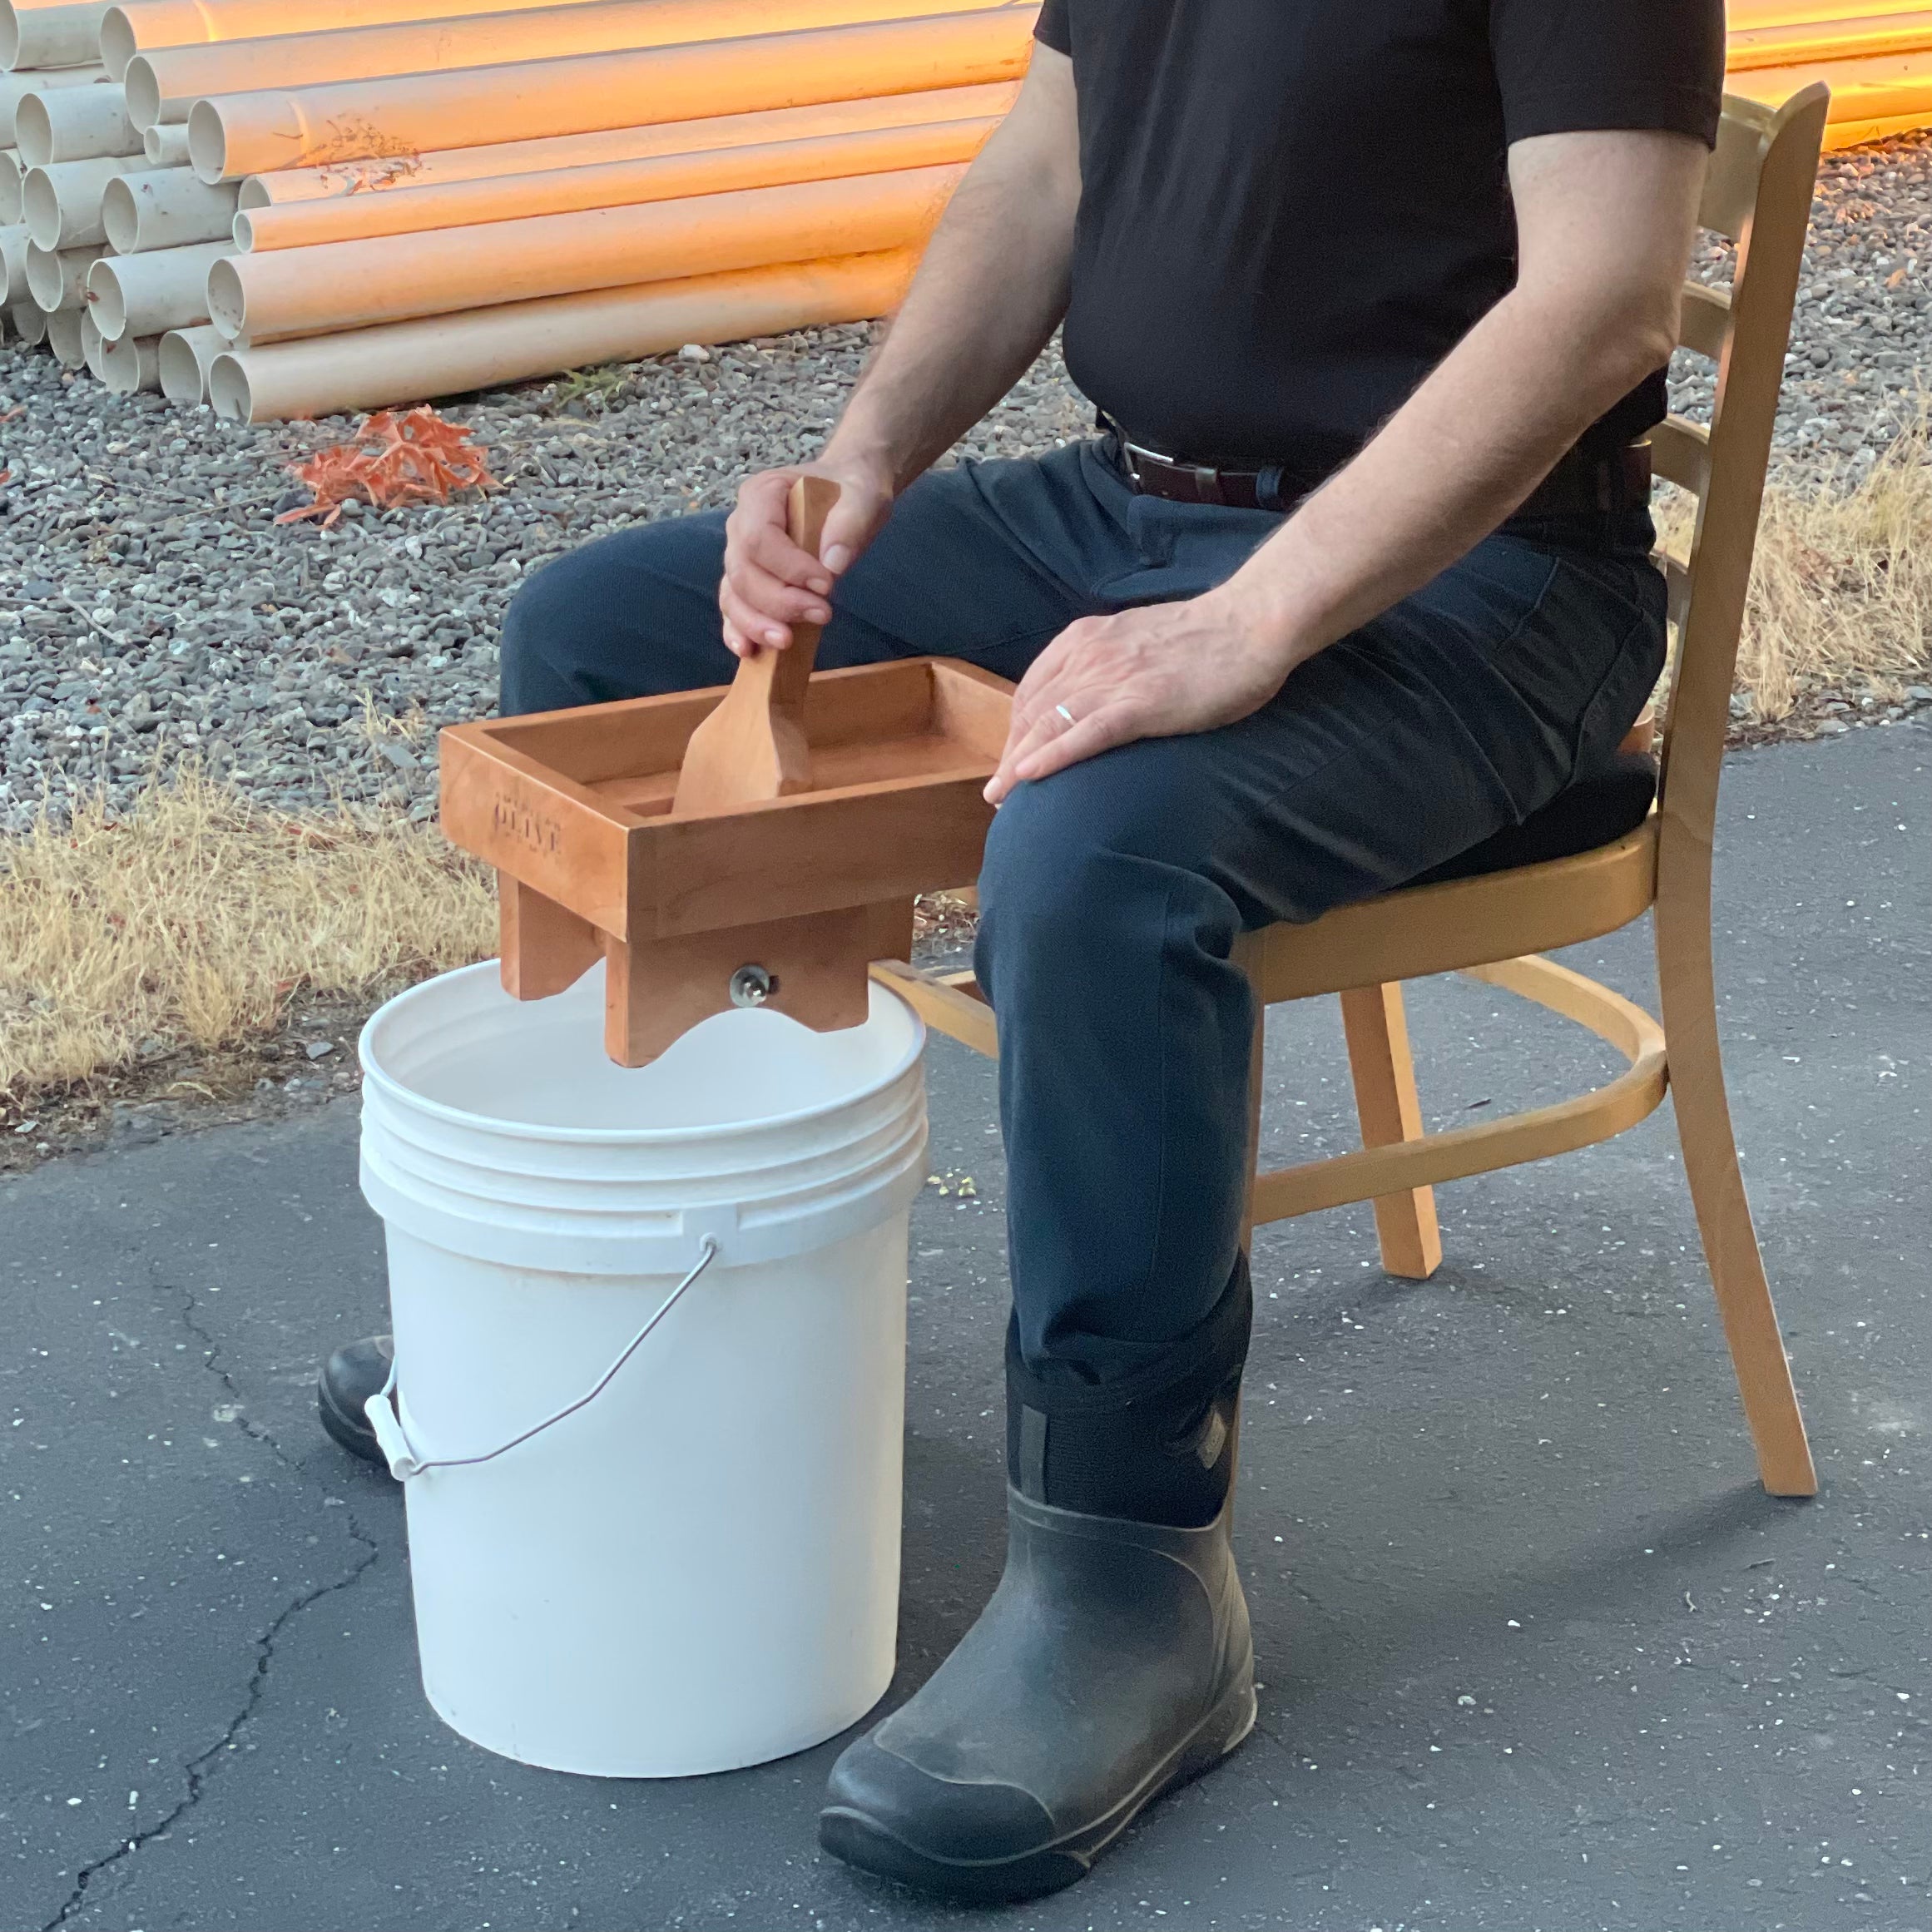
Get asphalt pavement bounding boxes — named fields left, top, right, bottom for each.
left=4, top=722, right=1926, bottom=1932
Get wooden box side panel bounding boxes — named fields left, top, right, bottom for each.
left=440, top=725, right=637, bottom=939
left=646, top=772, right=996, bottom=937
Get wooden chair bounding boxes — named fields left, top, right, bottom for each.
left=876, top=85, right=1831, bottom=1499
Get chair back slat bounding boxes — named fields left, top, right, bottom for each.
left=1677, top=281, right=1732, bottom=360
left=1654, top=83, right=1830, bottom=829
left=1651, top=415, right=1712, bottom=495
left=1698, top=93, right=1780, bottom=240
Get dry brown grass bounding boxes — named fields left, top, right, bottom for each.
left=0, top=765, right=495, bottom=1107
left=1661, top=413, right=1931, bottom=720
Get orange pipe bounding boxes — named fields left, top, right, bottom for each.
left=1728, top=9, right=1932, bottom=68
left=128, top=0, right=1012, bottom=130
left=237, top=116, right=996, bottom=251
left=236, top=80, right=1017, bottom=206
left=209, top=160, right=961, bottom=340
left=189, top=8, right=1038, bottom=182
left=208, top=246, right=916, bottom=423
left=103, top=0, right=671, bottom=81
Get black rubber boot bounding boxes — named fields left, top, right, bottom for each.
left=316, top=1333, right=394, bottom=1467
left=820, top=1262, right=1255, bottom=1902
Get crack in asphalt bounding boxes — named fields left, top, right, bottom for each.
left=37, top=1278, right=383, bottom=1932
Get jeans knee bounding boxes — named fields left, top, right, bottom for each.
left=977, top=759, right=1232, bottom=992
left=498, top=513, right=730, bottom=717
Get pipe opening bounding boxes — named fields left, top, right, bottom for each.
left=102, top=331, right=154, bottom=394
left=208, top=349, right=250, bottom=422
left=10, top=296, right=46, bottom=344
left=123, top=57, right=160, bottom=133
left=157, top=327, right=205, bottom=402
left=230, top=208, right=254, bottom=250
left=186, top=100, right=225, bottom=186
left=99, top=8, right=136, bottom=81
left=205, top=253, right=245, bottom=336
left=85, top=260, right=126, bottom=339
left=101, top=172, right=136, bottom=253
left=44, top=305, right=84, bottom=366
left=22, top=241, right=63, bottom=310
left=235, top=176, right=269, bottom=211
left=20, top=168, right=59, bottom=250
left=13, top=93, right=52, bottom=170
left=0, top=5, right=22, bottom=72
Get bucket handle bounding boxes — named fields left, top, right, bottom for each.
left=364, top=1238, right=719, bottom=1481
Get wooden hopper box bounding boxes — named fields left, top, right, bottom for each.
left=440, top=652, right=1013, bottom=1065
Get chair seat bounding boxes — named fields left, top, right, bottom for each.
left=1411, top=751, right=1658, bottom=889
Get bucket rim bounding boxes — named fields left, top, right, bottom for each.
left=358, top=961, right=926, bottom=1147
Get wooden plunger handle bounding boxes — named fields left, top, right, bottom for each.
left=671, top=475, right=842, bottom=815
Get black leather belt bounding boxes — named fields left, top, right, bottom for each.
left=1108, top=424, right=1652, bottom=520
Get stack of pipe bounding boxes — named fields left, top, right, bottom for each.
left=1, top=0, right=1925, bottom=419
left=0, top=0, right=1032, bottom=416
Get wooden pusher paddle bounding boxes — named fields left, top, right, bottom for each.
left=672, top=475, right=842, bottom=815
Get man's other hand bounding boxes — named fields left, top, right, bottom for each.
left=719, top=454, right=894, bottom=658
left=984, top=591, right=1300, bottom=805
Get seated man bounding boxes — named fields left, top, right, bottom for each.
left=321, top=0, right=1719, bottom=1901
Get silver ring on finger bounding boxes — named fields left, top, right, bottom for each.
left=1053, top=702, right=1077, bottom=729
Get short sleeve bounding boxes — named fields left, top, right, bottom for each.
left=1035, top=0, right=1070, bottom=55
left=1489, top=0, right=1725, bottom=149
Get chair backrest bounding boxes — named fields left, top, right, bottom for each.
left=1647, top=84, right=1830, bottom=842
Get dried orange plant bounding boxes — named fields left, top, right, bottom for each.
left=277, top=405, right=497, bottom=527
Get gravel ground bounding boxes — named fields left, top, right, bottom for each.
left=0, top=131, right=1924, bottom=835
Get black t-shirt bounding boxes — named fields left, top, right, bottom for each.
left=1036, top=0, right=1725, bottom=480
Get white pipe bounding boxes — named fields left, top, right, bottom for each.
left=22, top=152, right=151, bottom=247
left=2, top=66, right=107, bottom=144
left=141, top=117, right=186, bottom=164
left=208, top=246, right=915, bottom=423
left=23, top=235, right=100, bottom=307
left=0, top=147, right=20, bottom=222
left=83, top=235, right=224, bottom=336
left=9, top=291, right=43, bottom=340
left=101, top=326, right=157, bottom=391
left=102, top=164, right=232, bottom=250
left=2, top=2, right=114, bottom=72
left=0, top=218, right=27, bottom=300
left=156, top=317, right=219, bottom=400
left=16, top=84, right=135, bottom=166
left=79, top=300, right=102, bottom=373
left=43, top=299, right=84, bottom=363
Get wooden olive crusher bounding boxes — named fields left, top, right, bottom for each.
left=441, top=85, right=1832, bottom=1504
left=441, top=474, right=1013, bottom=1065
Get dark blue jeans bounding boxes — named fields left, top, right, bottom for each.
left=502, top=440, right=1664, bottom=1395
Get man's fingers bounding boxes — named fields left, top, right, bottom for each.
left=739, top=518, right=835, bottom=595
left=817, top=488, right=885, bottom=577
left=986, top=683, right=1127, bottom=802
left=720, top=582, right=790, bottom=654
left=724, top=554, right=832, bottom=633
left=1013, top=707, right=1128, bottom=785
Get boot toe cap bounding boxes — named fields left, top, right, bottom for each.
left=821, top=1731, right=1058, bottom=1867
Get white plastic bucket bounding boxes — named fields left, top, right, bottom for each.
left=357, top=959, right=927, bottom=1778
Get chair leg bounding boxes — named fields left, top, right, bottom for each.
left=1656, top=885, right=1817, bottom=1497
left=1338, top=983, right=1442, bottom=1280
left=1235, top=934, right=1268, bottom=1252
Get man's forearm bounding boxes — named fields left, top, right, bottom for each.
left=1223, top=287, right=1675, bottom=663
left=825, top=57, right=1080, bottom=489
left=1221, top=130, right=1704, bottom=674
